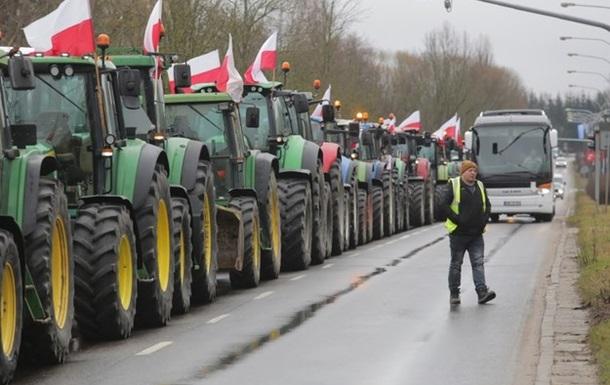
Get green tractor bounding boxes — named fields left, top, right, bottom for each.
left=2, top=47, right=175, bottom=340
left=110, top=54, right=218, bottom=310
left=164, top=87, right=281, bottom=288
left=240, top=83, right=328, bottom=269
left=0, top=53, right=73, bottom=381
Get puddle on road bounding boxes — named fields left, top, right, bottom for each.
left=195, top=236, right=446, bottom=380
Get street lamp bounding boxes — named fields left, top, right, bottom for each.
left=560, top=2, right=610, bottom=10
left=567, top=69, right=610, bottom=82
left=567, top=52, right=610, bottom=65
left=560, top=36, right=610, bottom=47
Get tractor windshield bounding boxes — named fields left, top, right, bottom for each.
left=240, top=92, right=271, bottom=150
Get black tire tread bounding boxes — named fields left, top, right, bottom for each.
left=278, top=178, right=312, bottom=271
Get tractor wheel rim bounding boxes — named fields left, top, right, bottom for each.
left=118, top=235, right=133, bottom=310
left=156, top=200, right=171, bottom=292
left=1, top=262, right=16, bottom=356
left=51, top=217, right=69, bottom=329
left=202, top=192, right=212, bottom=274
left=269, top=188, right=281, bottom=257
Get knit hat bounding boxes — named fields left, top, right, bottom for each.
left=460, top=160, right=478, bottom=175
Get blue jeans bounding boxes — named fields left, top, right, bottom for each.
left=449, top=234, right=487, bottom=293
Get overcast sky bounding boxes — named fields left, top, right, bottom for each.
left=357, top=0, right=610, bottom=98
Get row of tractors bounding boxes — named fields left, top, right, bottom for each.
left=0, top=40, right=462, bottom=383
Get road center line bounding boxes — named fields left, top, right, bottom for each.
left=207, top=314, right=230, bottom=324
left=290, top=274, right=306, bottom=281
left=384, top=239, right=397, bottom=245
left=136, top=341, right=173, bottom=356
left=369, top=244, right=383, bottom=250
left=350, top=252, right=361, bottom=257
left=322, top=263, right=334, bottom=269
left=400, top=234, right=411, bottom=240
left=253, top=291, right=274, bottom=300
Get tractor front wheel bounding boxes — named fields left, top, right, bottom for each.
left=171, top=197, right=193, bottom=315
left=279, top=178, right=313, bottom=271
left=229, top=197, right=261, bottom=288
left=0, top=230, right=22, bottom=384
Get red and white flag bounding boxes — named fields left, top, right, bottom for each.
left=169, top=50, right=221, bottom=93
left=397, top=110, right=421, bottom=132
left=143, top=0, right=163, bottom=53
left=23, top=0, right=94, bottom=56
left=244, top=32, right=278, bottom=84
left=216, top=34, right=243, bottom=103
left=433, top=114, right=459, bottom=141
left=311, top=84, right=331, bottom=121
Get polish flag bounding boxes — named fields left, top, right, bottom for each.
left=216, top=34, right=243, bottom=103
left=397, top=110, right=421, bottom=132
left=244, top=32, right=278, bottom=84
left=143, top=0, right=163, bottom=53
left=23, top=0, right=94, bottom=56
left=311, top=84, right=331, bottom=121
left=168, top=50, right=221, bottom=93
left=432, top=114, right=459, bottom=141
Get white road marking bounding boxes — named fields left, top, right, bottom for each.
left=400, top=234, right=411, bottom=240
left=136, top=341, right=173, bottom=356
left=322, top=263, right=334, bottom=269
left=350, top=252, right=361, bottom=257
left=253, top=291, right=274, bottom=300
left=384, top=239, right=397, bottom=245
left=206, top=314, right=230, bottom=324
left=290, top=274, right=306, bottom=281
left=369, top=244, right=383, bottom=250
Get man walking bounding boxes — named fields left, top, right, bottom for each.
left=443, top=160, right=496, bottom=305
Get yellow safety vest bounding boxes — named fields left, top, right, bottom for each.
left=444, top=177, right=487, bottom=234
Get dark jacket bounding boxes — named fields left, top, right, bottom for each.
left=442, top=178, right=491, bottom=236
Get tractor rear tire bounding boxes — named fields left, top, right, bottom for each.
left=74, top=204, right=137, bottom=340
left=311, top=161, right=327, bottom=264
left=393, top=170, right=405, bottom=233
left=329, top=161, right=345, bottom=256
left=434, top=184, right=447, bottom=222
left=229, top=197, right=261, bottom=288
left=372, top=186, right=384, bottom=240
left=348, top=182, right=359, bottom=249
left=171, top=197, right=192, bottom=315
left=261, top=173, right=282, bottom=280
left=22, top=178, right=73, bottom=364
left=383, top=171, right=395, bottom=237
left=279, top=178, right=313, bottom=271
left=424, top=182, right=434, bottom=225
left=409, top=182, right=425, bottom=228
left=357, top=189, right=368, bottom=245
left=0, top=230, right=22, bottom=384
left=135, top=165, right=175, bottom=328
left=324, top=182, right=333, bottom=259
left=191, top=161, right=217, bottom=304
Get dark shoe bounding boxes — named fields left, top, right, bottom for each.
left=450, top=291, right=461, bottom=305
left=477, top=287, right=496, bottom=304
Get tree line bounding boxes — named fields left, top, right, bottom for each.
left=1, top=0, right=593, bottom=133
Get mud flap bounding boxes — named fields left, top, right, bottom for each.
left=216, top=206, right=244, bottom=271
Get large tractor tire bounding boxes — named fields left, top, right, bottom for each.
left=367, top=190, right=374, bottom=242
left=424, top=182, right=435, bottom=225
left=171, top=197, right=192, bottom=315
left=372, top=185, right=384, bottom=240
left=260, top=173, right=282, bottom=281
left=0, top=230, right=22, bottom=384
left=229, top=197, right=261, bottom=288
left=434, top=184, right=447, bottom=222
left=191, top=161, right=217, bottom=304
left=74, top=204, right=137, bottom=340
left=409, top=181, right=426, bottom=228
left=323, top=182, right=333, bottom=259
left=311, top=160, right=327, bottom=264
left=135, top=165, right=175, bottom=328
left=22, top=178, right=73, bottom=364
left=329, top=161, right=345, bottom=256
left=279, top=178, right=313, bottom=271
left=348, top=182, right=359, bottom=249
left=382, top=170, right=395, bottom=237
left=357, top=189, right=368, bottom=245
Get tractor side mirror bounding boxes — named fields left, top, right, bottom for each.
left=464, top=131, right=473, bottom=150
left=322, top=104, right=334, bottom=123
left=173, top=64, right=191, bottom=89
left=348, top=122, right=360, bottom=137
left=8, top=56, right=35, bottom=90
left=118, top=69, right=141, bottom=109
left=549, top=128, right=558, bottom=148
left=10, top=124, right=37, bottom=148
left=293, top=94, right=309, bottom=114
left=245, top=107, right=260, bottom=128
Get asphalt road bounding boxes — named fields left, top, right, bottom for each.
left=13, top=173, right=570, bottom=385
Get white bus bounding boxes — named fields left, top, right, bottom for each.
left=464, top=110, right=558, bottom=222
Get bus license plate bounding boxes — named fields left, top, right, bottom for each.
left=504, top=201, right=521, bottom=206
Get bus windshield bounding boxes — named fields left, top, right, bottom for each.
left=474, top=125, right=551, bottom=178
